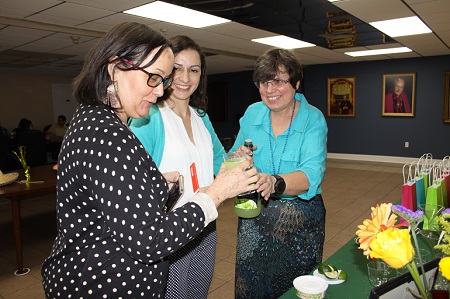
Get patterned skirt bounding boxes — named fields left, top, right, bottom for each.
left=164, top=221, right=217, bottom=299
left=235, top=195, right=325, bottom=299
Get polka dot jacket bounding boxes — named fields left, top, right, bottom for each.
left=41, top=104, right=207, bottom=298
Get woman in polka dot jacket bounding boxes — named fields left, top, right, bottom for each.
left=41, top=22, right=258, bottom=299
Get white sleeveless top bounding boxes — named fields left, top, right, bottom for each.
left=158, top=102, right=214, bottom=209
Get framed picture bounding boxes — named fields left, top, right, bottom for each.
left=327, top=77, right=356, bottom=117
left=444, top=72, right=450, bottom=123
left=382, top=73, right=416, bottom=117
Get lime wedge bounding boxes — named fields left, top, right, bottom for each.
left=324, top=270, right=339, bottom=279
left=338, top=270, right=347, bottom=281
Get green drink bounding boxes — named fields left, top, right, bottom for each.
left=223, top=150, right=245, bottom=169
left=224, top=159, right=244, bottom=169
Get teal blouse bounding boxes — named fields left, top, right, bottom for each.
left=230, top=93, right=328, bottom=200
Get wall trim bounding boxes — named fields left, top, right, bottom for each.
left=327, top=153, right=423, bottom=164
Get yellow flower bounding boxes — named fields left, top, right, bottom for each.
left=439, top=257, right=450, bottom=280
left=356, top=203, right=398, bottom=256
left=369, top=228, right=414, bottom=269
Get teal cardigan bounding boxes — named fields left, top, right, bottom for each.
left=129, top=104, right=225, bottom=176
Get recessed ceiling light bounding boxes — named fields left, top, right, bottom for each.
left=370, top=16, right=432, bottom=37
left=345, top=47, right=412, bottom=57
left=252, top=36, right=315, bottom=49
left=124, top=1, right=230, bottom=28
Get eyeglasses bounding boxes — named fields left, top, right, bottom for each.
left=121, top=58, right=173, bottom=90
left=138, top=68, right=173, bottom=90
left=255, top=78, right=290, bottom=89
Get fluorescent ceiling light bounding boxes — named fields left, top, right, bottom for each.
left=252, top=36, right=315, bottom=49
left=370, top=16, right=432, bottom=37
left=124, top=1, right=230, bottom=28
left=345, top=47, right=412, bottom=57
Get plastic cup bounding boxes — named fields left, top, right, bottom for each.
left=223, top=149, right=245, bottom=169
left=367, top=261, right=390, bottom=287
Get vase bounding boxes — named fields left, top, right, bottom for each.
left=431, top=269, right=449, bottom=299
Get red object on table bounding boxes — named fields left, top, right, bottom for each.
left=431, top=290, right=449, bottom=299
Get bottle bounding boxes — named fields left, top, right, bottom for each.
left=244, top=139, right=253, bottom=152
left=238, top=138, right=258, bottom=200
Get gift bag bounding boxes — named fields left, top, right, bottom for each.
left=400, top=163, right=417, bottom=226
left=434, top=162, right=448, bottom=208
left=442, top=156, right=450, bottom=203
left=419, top=153, right=433, bottom=191
left=423, top=167, right=443, bottom=230
left=412, top=161, right=426, bottom=207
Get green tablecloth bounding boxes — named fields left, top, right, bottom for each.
left=279, top=237, right=371, bottom=299
left=279, top=234, right=438, bottom=299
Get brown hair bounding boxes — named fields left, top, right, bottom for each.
left=161, top=35, right=208, bottom=115
left=253, top=48, right=303, bottom=90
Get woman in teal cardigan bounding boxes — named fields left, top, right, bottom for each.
left=129, top=35, right=225, bottom=299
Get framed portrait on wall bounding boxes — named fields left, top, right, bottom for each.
left=444, top=72, right=450, bottom=123
left=382, top=73, right=416, bottom=117
left=327, top=77, right=356, bottom=117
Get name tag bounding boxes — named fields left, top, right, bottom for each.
left=190, top=162, right=199, bottom=193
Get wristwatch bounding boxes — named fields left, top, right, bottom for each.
left=273, top=175, right=286, bottom=195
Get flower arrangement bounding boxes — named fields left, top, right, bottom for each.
left=356, top=203, right=432, bottom=299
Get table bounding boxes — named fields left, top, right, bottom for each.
left=0, top=165, right=56, bottom=276
left=279, top=234, right=438, bottom=298
left=279, top=237, right=371, bottom=298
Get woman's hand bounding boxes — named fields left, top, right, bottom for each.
left=205, top=159, right=258, bottom=207
left=162, top=171, right=181, bottom=191
left=256, top=173, right=275, bottom=201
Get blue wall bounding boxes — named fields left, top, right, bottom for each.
left=208, top=55, right=450, bottom=159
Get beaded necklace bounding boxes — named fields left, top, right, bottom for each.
left=269, top=99, right=296, bottom=175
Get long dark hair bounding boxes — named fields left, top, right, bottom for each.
left=161, top=35, right=208, bottom=115
left=73, top=22, right=172, bottom=109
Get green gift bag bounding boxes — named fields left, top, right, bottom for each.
left=412, top=161, right=426, bottom=207
left=423, top=166, right=444, bottom=230
left=434, top=161, right=448, bottom=208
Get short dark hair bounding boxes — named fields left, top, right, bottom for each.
left=161, top=35, right=208, bottom=115
left=58, top=115, right=66, bottom=122
left=73, top=22, right=172, bottom=108
left=253, top=48, right=303, bottom=90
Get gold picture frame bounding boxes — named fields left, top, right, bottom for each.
left=382, top=73, right=416, bottom=117
left=444, top=72, right=450, bottom=123
left=327, top=77, right=356, bottom=117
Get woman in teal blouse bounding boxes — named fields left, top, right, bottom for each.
left=230, top=48, right=328, bottom=299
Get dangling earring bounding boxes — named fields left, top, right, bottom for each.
left=107, top=83, right=115, bottom=94
left=106, top=83, right=118, bottom=107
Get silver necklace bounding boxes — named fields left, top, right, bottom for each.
left=269, top=100, right=296, bottom=175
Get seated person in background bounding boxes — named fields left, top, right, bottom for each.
left=0, top=122, right=9, bottom=138
left=11, top=118, right=34, bottom=140
left=45, top=115, right=68, bottom=160
left=45, top=115, right=67, bottom=143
